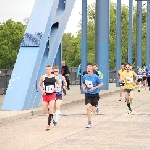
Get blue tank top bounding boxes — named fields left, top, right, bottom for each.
left=55, top=74, right=62, bottom=95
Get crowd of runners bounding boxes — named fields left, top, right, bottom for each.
left=37, top=61, right=150, bottom=130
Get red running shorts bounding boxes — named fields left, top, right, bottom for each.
left=42, top=93, right=56, bottom=102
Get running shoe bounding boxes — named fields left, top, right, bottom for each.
left=46, top=125, right=50, bottom=131
left=128, top=110, right=132, bottom=114
left=86, top=123, right=92, bottom=128
left=53, top=120, right=57, bottom=126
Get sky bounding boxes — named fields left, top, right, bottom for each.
left=0, top=0, right=142, bottom=35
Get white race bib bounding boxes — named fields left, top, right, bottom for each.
left=126, top=77, right=133, bottom=83
left=148, top=71, right=150, bottom=75
left=45, top=85, right=54, bottom=93
left=138, top=75, right=143, bottom=79
left=85, top=80, right=93, bottom=88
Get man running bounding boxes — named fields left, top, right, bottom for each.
left=120, top=63, right=138, bottom=114
left=82, top=63, right=103, bottom=128
left=53, top=66, right=67, bottom=126
left=137, top=67, right=143, bottom=92
left=38, top=65, right=61, bottom=131
left=118, top=63, right=125, bottom=101
left=145, top=63, right=150, bottom=91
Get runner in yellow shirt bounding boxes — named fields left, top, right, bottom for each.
left=120, top=63, right=138, bottom=114
left=118, top=63, right=125, bottom=101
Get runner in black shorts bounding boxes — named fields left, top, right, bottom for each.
left=82, top=63, right=103, bottom=128
left=53, top=66, right=67, bottom=126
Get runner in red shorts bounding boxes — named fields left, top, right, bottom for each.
left=38, top=65, right=61, bottom=131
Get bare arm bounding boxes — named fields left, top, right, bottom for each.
left=95, top=83, right=103, bottom=89
left=62, top=76, right=67, bottom=87
left=119, top=74, right=125, bottom=83
left=55, top=76, right=62, bottom=88
left=38, top=76, right=44, bottom=92
left=133, top=71, right=138, bottom=82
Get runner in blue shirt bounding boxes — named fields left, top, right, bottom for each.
left=82, top=63, right=103, bottom=128
left=145, top=63, right=150, bottom=91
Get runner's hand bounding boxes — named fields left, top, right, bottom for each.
left=63, top=85, right=66, bottom=90
left=90, top=87, right=96, bottom=92
left=42, top=90, right=46, bottom=95
left=83, top=87, right=86, bottom=92
left=53, top=88, right=57, bottom=92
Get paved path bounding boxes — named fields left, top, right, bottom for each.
left=0, top=87, right=150, bottom=150
left=0, top=83, right=118, bottom=124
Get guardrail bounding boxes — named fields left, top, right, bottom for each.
left=0, top=68, right=116, bottom=95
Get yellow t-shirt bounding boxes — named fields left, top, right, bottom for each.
left=118, top=69, right=125, bottom=83
left=118, top=69, right=125, bottom=77
left=123, top=71, right=134, bottom=89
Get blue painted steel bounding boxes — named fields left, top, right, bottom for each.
left=116, top=0, right=121, bottom=87
left=54, top=43, right=62, bottom=70
left=96, top=0, right=110, bottom=90
left=128, top=0, right=133, bottom=64
left=137, top=1, right=142, bottom=68
left=80, top=0, right=87, bottom=94
left=146, top=2, right=150, bottom=66
left=2, top=0, right=76, bottom=110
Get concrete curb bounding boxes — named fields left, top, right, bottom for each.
left=0, top=89, right=120, bottom=125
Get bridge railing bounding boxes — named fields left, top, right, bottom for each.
left=0, top=68, right=116, bottom=95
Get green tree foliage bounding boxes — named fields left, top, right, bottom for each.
left=0, top=19, right=26, bottom=68
left=0, top=3, right=147, bottom=69
left=62, top=2, right=147, bottom=68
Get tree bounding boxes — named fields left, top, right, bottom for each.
left=0, top=19, right=26, bottom=68
left=62, top=2, right=147, bottom=68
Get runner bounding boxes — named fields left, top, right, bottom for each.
left=137, top=67, right=143, bottom=92
left=92, top=63, right=103, bottom=79
left=82, top=63, right=100, bottom=114
left=118, top=63, right=125, bottom=101
left=120, top=63, right=138, bottom=114
left=38, top=65, right=61, bottom=131
left=142, top=66, right=147, bottom=90
left=145, top=63, right=150, bottom=91
left=82, top=63, right=103, bottom=128
left=53, top=66, right=67, bottom=126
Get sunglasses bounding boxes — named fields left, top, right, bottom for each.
left=54, top=71, right=58, bottom=72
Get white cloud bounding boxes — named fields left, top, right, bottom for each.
left=0, top=0, right=146, bottom=35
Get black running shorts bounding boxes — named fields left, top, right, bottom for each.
left=85, top=93, right=98, bottom=106
left=56, top=94, right=62, bottom=100
left=124, top=89, right=133, bottom=93
left=137, top=79, right=142, bottom=82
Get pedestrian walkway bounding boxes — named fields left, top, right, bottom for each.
left=0, top=86, right=150, bottom=150
left=0, top=83, right=118, bottom=124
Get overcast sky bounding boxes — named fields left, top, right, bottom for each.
left=0, top=0, right=141, bottom=35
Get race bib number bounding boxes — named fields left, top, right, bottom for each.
left=126, top=77, right=133, bottom=83
left=148, top=71, right=150, bottom=75
left=45, top=85, right=54, bottom=93
left=138, top=75, right=142, bottom=79
left=85, top=80, right=93, bottom=88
